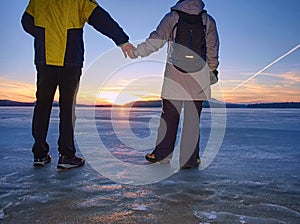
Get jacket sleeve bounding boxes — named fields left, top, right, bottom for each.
left=87, top=5, right=129, bottom=46
left=134, top=12, right=176, bottom=58
left=206, top=15, right=220, bottom=71
left=21, top=0, right=36, bottom=37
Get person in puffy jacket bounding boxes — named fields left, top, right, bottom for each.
left=21, top=0, right=135, bottom=169
left=131, top=0, right=220, bottom=168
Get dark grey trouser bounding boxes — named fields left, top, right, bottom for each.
left=152, top=99, right=203, bottom=166
left=32, top=65, right=81, bottom=158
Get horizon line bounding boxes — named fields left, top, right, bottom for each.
left=1, top=99, right=300, bottom=107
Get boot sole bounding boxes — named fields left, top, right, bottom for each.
left=33, top=160, right=51, bottom=167
left=57, top=163, right=84, bottom=170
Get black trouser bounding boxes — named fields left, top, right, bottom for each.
left=152, top=99, right=203, bottom=166
left=32, top=65, right=81, bottom=158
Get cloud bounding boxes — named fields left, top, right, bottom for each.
left=0, top=77, right=36, bottom=102
left=1, top=70, right=299, bottom=104
left=221, top=71, right=300, bottom=103
left=280, top=72, right=300, bottom=85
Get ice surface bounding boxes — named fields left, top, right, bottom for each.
left=0, top=107, right=299, bottom=223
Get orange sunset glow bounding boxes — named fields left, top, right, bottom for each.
left=1, top=70, right=300, bottom=105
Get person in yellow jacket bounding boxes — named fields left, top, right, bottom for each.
left=21, top=0, right=135, bottom=169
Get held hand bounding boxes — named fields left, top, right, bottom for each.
left=121, top=42, right=136, bottom=59
left=128, top=49, right=138, bottom=59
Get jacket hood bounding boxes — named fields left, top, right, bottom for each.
left=171, top=0, right=205, bottom=15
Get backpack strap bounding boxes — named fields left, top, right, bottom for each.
left=201, top=10, right=208, bottom=34
left=168, top=22, right=178, bottom=54
left=171, top=22, right=178, bottom=42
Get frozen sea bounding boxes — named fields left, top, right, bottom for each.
left=0, top=106, right=299, bottom=223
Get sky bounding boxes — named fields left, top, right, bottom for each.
left=0, top=0, right=300, bottom=105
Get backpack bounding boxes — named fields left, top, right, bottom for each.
left=170, top=10, right=207, bottom=73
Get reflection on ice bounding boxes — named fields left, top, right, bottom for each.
left=194, top=210, right=286, bottom=224
left=0, top=210, right=4, bottom=219
left=83, top=184, right=123, bottom=192
left=132, top=204, right=148, bottom=211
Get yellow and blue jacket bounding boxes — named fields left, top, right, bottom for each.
left=21, top=0, right=129, bottom=67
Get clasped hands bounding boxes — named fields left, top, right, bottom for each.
left=121, top=42, right=138, bottom=59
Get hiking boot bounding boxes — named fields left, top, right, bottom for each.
left=145, top=153, right=170, bottom=164
left=57, top=155, right=85, bottom=170
left=34, top=154, right=52, bottom=167
left=181, top=158, right=201, bottom=169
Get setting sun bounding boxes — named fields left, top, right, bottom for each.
left=97, top=91, right=142, bottom=105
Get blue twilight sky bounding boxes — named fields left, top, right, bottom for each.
left=0, top=0, right=300, bottom=103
